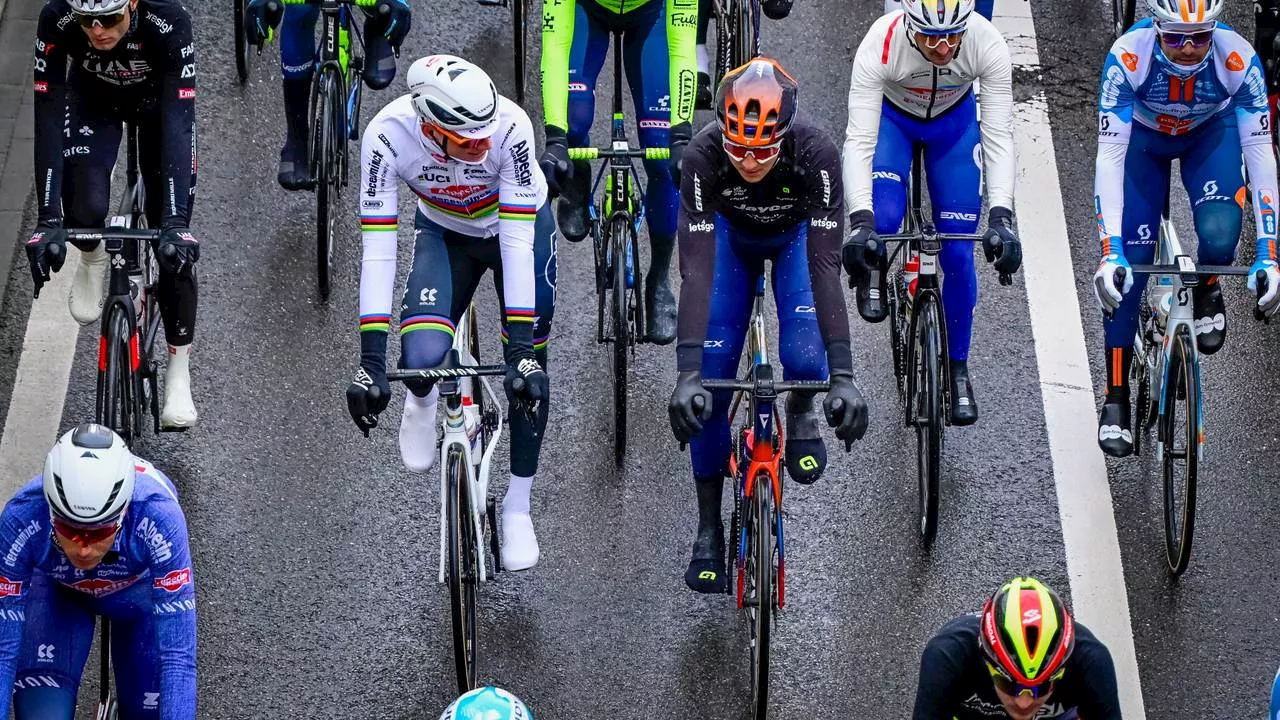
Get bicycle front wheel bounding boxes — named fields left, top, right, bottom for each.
left=233, top=0, right=251, bottom=83
left=98, top=306, right=139, bottom=444
left=609, top=216, right=630, bottom=468
left=746, top=471, right=773, bottom=720
left=1160, top=329, right=1200, bottom=576
left=313, top=70, right=343, bottom=302
left=735, top=0, right=759, bottom=66
left=1112, top=0, right=1135, bottom=39
left=445, top=444, right=479, bottom=692
left=512, top=0, right=526, bottom=104
left=912, top=298, right=943, bottom=546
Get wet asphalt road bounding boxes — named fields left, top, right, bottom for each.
left=0, top=0, right=1279, bottom=716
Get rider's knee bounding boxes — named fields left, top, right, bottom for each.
left=1193, top=202, right=1243, bottom=264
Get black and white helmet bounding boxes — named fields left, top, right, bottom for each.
left=1146, top=0, right=1222, bottom=29
left=406, top=55, right=500, bottom=140
left=43, top=424, right=135, bottom=526
left=68, top=0, right=131, bottom=15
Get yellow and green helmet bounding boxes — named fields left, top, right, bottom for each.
left=978, top=577, right=1076, bottom=685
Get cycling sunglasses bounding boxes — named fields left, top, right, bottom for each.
left=73, top=9, right=129, bottom=29
left=51, top=516, right=121, bottom=546
left=916, top=29, right=965, bottom=50
left=1157, top=28, right=1214, bottom=48
left=722, top=137, right=782, bottom=164
left=986, top=662, right=1063, bottom=700
left=425, top=122, right=492, bottom=151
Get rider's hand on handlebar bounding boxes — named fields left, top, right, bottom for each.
left=539, top=127, right=572, bottom=196
left=373, top=0, right=412, bottom=48
left=842, top=209, right=882, bottom=289
left=982, top=206, right=1022, bottom=284
left=244, top=0, right=283, bottom=46
left=158, top=228, right=200, bottom=278
left=346, top=364, right=391, bottom=437
left=504, top=352, right=548, bottom=410
left=823, top=372, right=868, bottom=450
left=25, top=225, right=66, bottom=299
left=1249, top=257, right=1280, bottom=319
left=1092, top=250, right=1132, bottom=316
left=761, top=0, right=792, bottom=19
left=669, top=371, right=712, bottom=442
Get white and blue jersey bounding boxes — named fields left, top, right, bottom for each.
left=0, top=462, right=196, bottom=720
left=1094, top=19, right=1278, bottom=255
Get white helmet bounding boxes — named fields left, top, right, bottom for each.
left=901, top=0, right=975, bottom=34
left=439, top=687, right=532, bottom=720
left=406, top=55, right=500, bottom=140
left=68, top=0, right=131, bottom=15
left=43, top=424, right=135, bottom=526
left=1147, top=0, right=1222, bottom=29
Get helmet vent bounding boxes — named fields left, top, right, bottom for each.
left=80, top=451, right=98, bottom=459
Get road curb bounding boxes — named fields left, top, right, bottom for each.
left=0, top=0, right=38, bottom=316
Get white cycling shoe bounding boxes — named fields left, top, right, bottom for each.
left=160, top=346, right=198, bottom=429
left=501, top=510, right=540, bottom=571
left=399, top=388, right=439, bottom=472
left=69, top=244, right=108, bottom=325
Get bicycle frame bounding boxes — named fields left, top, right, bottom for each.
left=433, top=308, right=505, bottom=585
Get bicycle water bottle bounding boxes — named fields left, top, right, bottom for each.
left=462, top=396, right=482, bottom=467
left=902, top=251, right=920, bottom=300
left=1150, top=276, right=1174, bottom=342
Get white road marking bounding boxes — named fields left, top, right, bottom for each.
left=993, top=0, right=1147, bottom=717
left=0, top=254, right=82, bottom=492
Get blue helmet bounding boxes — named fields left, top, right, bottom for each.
left=439, top=687, right=532, bottom=720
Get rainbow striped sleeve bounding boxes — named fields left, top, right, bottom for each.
left=361, top=215, right=397, bottom=232
left=498, top=203, right=538, bottom=222
left=360, top=314, right=391, bottom=333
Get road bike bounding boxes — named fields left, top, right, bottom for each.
left=567, top=27, right=670, bottom=469
left=1118, top=199, right=1264, bottom=576
left=873, top=146, right=1010, bottom=546
left=474, top=0, right=527, bottom=103
left=387, top=306, right=508, bottom=692
left=63, top=124, right=179, bottom=446
left=265, top=0, right=377, bottom=301
left=711, top=0, right=760, bottom=82
left=701, top=275, right=830, bottom=720
left=233, top=0, right=257, bottom=83
left=95, top=619, right=119, bottom=719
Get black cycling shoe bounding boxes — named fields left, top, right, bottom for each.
left=556, top=162, right=592, bottom=242
left=696, top=71, right=713, bottom=111
left=1097, top=398, right=1133, bottom=458
left=855, top=276, right=888, bottom=323
left=277, top=150, right=311, bottom=191
left=645, top=278, right=677, bottom=345
left=1192, top=280, right=1226, bottom=355
left=685, top=520, right=727, bottom=594
left=784, top=395, right=827, bottom=483
left=949, top=361, right=978, bottom=426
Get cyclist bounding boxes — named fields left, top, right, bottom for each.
left=243, top=0, right=411, bottom=189
left=692, top=0, right=793, bottom=110
left=840, top=0, right=1022, bottom=427
left=441, top=686, right=533, bottom=719
left=912, top=576, right=1121, bottom=720
left=26, top=0, right=202, bottom=429
left=1091, top=0, right=1280, bottom=457
left=0, top=423, right=196, bottom=719
left=668, top=58, right=870, bottom=594
left=344, top=55, right=554, bottom=572
left=539, top=0, right=696, bottom=345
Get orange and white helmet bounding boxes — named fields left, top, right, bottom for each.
left=901, top=0, right=976, bottom=34
left=1147, top=0, right=1222, bottom=29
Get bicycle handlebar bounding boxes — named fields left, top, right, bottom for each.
left=1112, top=264, right=1270, bottom=323
left=277, top=0, right=380, bottom=7
left=64, top=228, right=161, bottom=242
left=567, top=147, right=671, bottom=161
left=387, top=365, right=507, bottom=382
left=870, top=231, right=1013, bottom=286
left=701, top=379, right=832, bottom=393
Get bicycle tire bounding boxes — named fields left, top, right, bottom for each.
left=713, top=0, right=732, bottom=90
left=96, top=618, right=119, bottom=720
left=313, top=70, right=341, bottom=302
left=610, top=216, right=630, bottom=468
left=99, top=306, right=139, bottom=444
left=1112, top=0, right=1135, bottom=40
left=1160, top=328, right=1199, bottom=576
left=914, top=298, right=943, bottom=546
left=747, top=471, right=772, bottom=720
left=735, top=0, right=759, bottom=67
left=512, top=0, right=526, bottom=104
left=234, top=0, right=251, bottom=84
left=445, top=444, right=479, bottom=692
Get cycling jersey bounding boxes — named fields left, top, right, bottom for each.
left=33, top=0, right=196, bottom=230
left=0, top=462, right=196, bottom=720
left=541, top=0, right=698, bottom=132
left=842, top=10, right=1015, bottom=214
left=676, top=118, right=852, bottom=375
left=1094, top=20, right=1277, bottom=254
left=357, top=94, right=547, bottom=352
left=913, top=614, right=1120, bottom=720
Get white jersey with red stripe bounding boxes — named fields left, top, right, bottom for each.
left=841, top=10, right=1015, bottom=213
left=356, top=93, right=547, bottom=331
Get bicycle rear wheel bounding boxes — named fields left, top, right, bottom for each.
left=912, top=298, right=943, bottom=546
left=1111, top=0, right=1135, bottom=39
left=234, top=0, right=251, bottom=83
left=97, top=306, right=139, bottom=444
left=1160, top=329, right=1199, bottom=576
left=609, top=216, right=630, bottom=468
left=96, top=618, right=118, bottom=720
left=313, top=70, right=342, bottom=302
left=746, top=471, right=773, bottom=720
left=735, top=0, right=759, bottom=66
left=512, top=0, right=526, bottom=104
left=445, top=444, right=479, bottom=692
